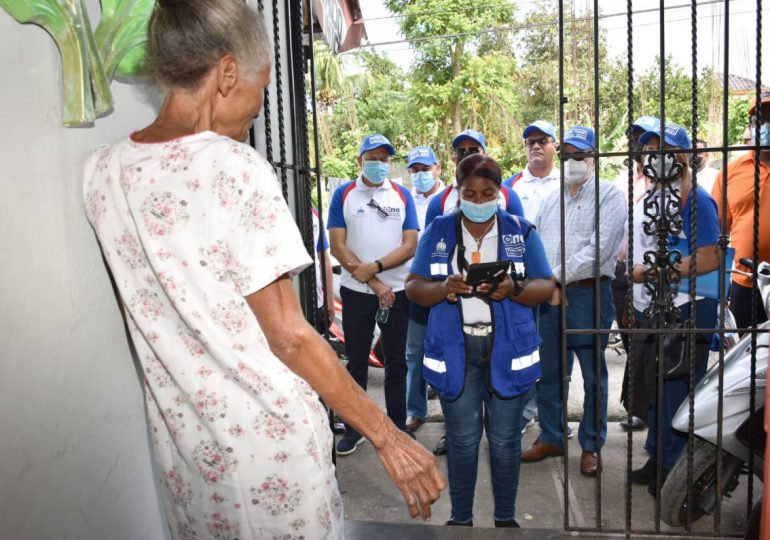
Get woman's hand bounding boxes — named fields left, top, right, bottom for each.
left=444, top=274, right=473, bottom=303
left=373, top=425, right=447, bottom=521
left=548, top=284, right=562, bottom=306
left=476, top=274, right=515, bottom=301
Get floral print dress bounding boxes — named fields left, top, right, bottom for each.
left=83, top=132, right=343, bottom=539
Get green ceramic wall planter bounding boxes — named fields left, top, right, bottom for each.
left=0, top=0, right=156, bottom=126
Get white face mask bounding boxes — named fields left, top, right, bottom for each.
left=563, top=159, right=592, bottom=185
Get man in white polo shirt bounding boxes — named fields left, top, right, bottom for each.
left=328, top=134, right=420, bottom=455
left=503, top=120, right=561, bottom=222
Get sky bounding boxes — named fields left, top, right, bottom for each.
left=352, top=0, right=770, bottom=86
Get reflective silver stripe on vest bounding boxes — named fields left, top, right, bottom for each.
left=430, top=263, right=448, bottom=276
left=511, top=350, right=540, bottom=371
left=423, top=357, right=447, bottom=373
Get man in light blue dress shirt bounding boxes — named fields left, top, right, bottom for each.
left=520, top=126, right=627, bottom=477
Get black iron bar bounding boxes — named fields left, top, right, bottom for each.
left=558, top=0, right=570, bottom=532
left=592, top=0, right=603, bottom=529
left=257, top=0, right=273, bottom=164
left=624, top=1, right=635, bottom=537
left=685, top=0, right=699, bottom=531
left=272, top=0, right=289, bottom=201
left=746, top=0, right=763, bottom=524
left=715, top=0, right=731, bottom=531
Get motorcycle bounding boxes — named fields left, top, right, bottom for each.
left=662, top=259, right=770, bottom=530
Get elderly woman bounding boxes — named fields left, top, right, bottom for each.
left=628, top=122, right=720, bottom=494
left=406, top=154, right=554, bottom=527
left=82, top=1, right=444, bottom=537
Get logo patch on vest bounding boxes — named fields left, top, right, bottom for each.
left=431, top=238, right=448, bottom=259
left=503, top=234, right=525, bottom=258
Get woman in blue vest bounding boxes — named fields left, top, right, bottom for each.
left=406, top=153, right=555, bottom=527
left=628, top=122, right=720, bottom=494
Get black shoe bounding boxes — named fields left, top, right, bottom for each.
left=336, top=433, right=364, bottom=456
left=445, top=520, right=472, bottom=527
left=630, top=459, right=655, bottom=485
left=620, top=416, right=648, bottom=432
left=647, top=468, right=669, bottom=496
left=495, top=519, right=520, bottom=528
left=433, top=434, right=447, bottom=455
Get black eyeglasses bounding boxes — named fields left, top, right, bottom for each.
left=455, top=146, right=481, bottom=160
left=524, top=137, right=553, bottom=148
left=367, top=198, right=389, bottom=218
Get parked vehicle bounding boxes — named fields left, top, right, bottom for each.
left=662, top=259, right=770, bottom=530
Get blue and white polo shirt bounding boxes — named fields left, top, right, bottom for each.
left=328, top=178, right=419, bottom=293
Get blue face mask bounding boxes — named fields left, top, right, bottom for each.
left=362, top=160, right=389, bottom=185
left=411, top=171, right=436, bottom=193
left=460, top=198, right=498, bottom=223
left=751, top=124, right=770, bottom=147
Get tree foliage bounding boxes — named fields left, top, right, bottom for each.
left=311, top=1, right=746, bottom=184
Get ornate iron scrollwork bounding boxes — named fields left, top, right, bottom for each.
left=641, top=151, right=685, bottom=326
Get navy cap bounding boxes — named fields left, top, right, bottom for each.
left=629, top=115, right=659, bottom=134
left=359, top=134, right=396, bottom=156
left=562, top=126, right=596, bottom=151
left=451, top=129, right=487, bottom=151
left=638, top=122, right=692, bottom=150
left=407, top=146, right=438, bottom=167
left=522, top=120, right=557, bottom=140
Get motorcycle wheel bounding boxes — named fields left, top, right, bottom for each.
left=661, top=438, right=743, bottom=527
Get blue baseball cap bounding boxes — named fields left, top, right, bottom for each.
left=562, top=126, right=596, bottom=151
left=629, top=115, right=659, bottom=134
left=522, top=120, right=557, bottom=140
left=638, top=122, right=692, bottom=149
left=407, top=146, right=438, bottom=168
left=359, top=134, right=396, bottom=156
left=451, top=129, right=486, bottom=151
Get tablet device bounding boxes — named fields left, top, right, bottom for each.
left=465, top=261, right=510, bottom=287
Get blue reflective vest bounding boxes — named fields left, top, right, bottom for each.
left=423, top=209, right=542, bottom=400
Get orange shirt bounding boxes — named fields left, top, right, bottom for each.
left=711, top=151, right=770, bottom=288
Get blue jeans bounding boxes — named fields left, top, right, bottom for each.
left=536, top=282, right=615, bottom=452
left=643, top=298, right=716, bottom=470
left=405, top=319, right=428, bottom=419
left=440, top=335, right=526, bottom=523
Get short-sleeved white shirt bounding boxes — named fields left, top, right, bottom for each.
left=83, top=131, right=343, bottom=539
left=413, top=189, right=440, bottom=232
left=327, top=178, right=419, bottom=293
left=511, top=164, right=560, bottom=221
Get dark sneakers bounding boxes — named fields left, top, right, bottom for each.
left=336, top=433, right=364, bottom=456
left=433, top=434, right=447, bottom=455
left=630, top=459, right=655, bottom=484
left=495, top=519, right=520, bottom=528
left=620, top=416, right=648, bottom=432
left=445, top=520, right=473, bottom=526
left=630, top=458, right=669, bottom=494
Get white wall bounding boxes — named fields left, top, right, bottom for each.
left=0, top=9, right=168, bottom=540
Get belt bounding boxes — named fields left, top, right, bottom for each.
left=462, top=324, right=493, bottom=337
left=565, top=276, right=610, bottom=288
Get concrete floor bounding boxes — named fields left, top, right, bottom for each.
left=336, top=349, right=760, bottom=537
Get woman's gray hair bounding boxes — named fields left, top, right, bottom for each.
left=147, top=0, right=271, bottom=90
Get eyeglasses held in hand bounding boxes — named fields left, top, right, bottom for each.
left=455, top=146, right=482, bottom=160
left=524, top=137, right=553, bottom=148
left=367, top=199, right=389, bottom=218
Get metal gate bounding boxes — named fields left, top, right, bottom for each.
left=555, top=1, right=767, bottom=538
left=249, top=0, right=323, bottom=329
left=261, top=0, right=768, bottom=537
